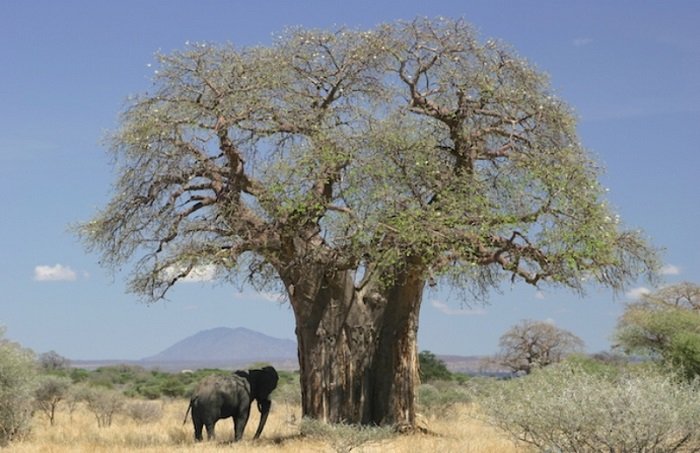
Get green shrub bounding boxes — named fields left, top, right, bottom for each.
left=479, top=363, right=700, bottom=451
left=615, top=282, right=700, bottom=380
left=0, top=329, right=36, bottom=445
left=562, top=353, right=626, bottom=379
left=69, top=367, right=90, bottom=383
left=418, top=380, right=472, bottom=417
left=418, top=351, right=452, bottom=382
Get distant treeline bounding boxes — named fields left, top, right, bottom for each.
left=47, top=364, right=299, bottom=400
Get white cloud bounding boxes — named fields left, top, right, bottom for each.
left=573, top=37, right=593, bottom=47
left=430, top=299, right=486, bottom=316
left=181, top=264, right=217, bottom=282
left=34, top=264, right=77, bottom=282
left=162, top=264, right=217, bottom=283
left=626, top=286, right=651, bottom=300
left=660, top=264, right=681, bottom=276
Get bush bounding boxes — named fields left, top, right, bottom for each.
left=81, top=387, right=125, bottom=427
left=300, top=418, right=394, bottom=452
left=418, top=351, right=452, bottom=382
left=38, top=350, right=71, bottom=371
left=479, top=363, right=700, bottom=451
left=125, top=400, right=163, bottom=423
left=417, top=380, right=472, bottom=418
left=0, top=329, right=36, bottom=446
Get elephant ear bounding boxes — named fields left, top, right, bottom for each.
left=249, top=366, right=279, bottom=400
left=234, top=370, right=249, bottom=380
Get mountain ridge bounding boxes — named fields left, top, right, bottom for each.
left=141, top=326, right=298, bottom=364
left=71, top=327, right=498, bottom=374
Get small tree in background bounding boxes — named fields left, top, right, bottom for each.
left=38, top=350, right=70, bottom=372
left=0, top=328, right=36, bottom=445
left=34, top=375, right=72, bottom=426
left=615, top=282, right=700, bottom=379
left=496, top=319, right=584, bottom=375
left=81, top=387, right=124, bottom=428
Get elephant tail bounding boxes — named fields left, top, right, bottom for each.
left=182, top=397, right=195, bottom=425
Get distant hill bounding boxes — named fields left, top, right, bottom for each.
left=140, top=327, right=298, bottom=370
left=71, top=326, right=498, bottom=374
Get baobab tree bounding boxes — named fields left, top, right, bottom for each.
left=79, top=18, right=658, bottom=429
left=497, top=320, right=584, bottom=375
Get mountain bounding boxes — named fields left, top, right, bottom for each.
left=141, top=327, right=298, bottom=369
left=73, top=326, right=497, bottom=374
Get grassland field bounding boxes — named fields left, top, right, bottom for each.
left=7, top=399, right=520, bottom=453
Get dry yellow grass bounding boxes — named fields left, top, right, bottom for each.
left=7, top=400, right=520, bottom=452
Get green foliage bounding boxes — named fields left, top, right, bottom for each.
left=479, top=362, right=700, bottom=451
left=417, top=380, right=473, bottom=418
left=0, top=328, right=36, bottom=445
left=668, top=331, right=700, bottom=378
left=49, top=365, right=293, bottom=401
left=418, top=350, right=452, bottom=382
left=75, top=365, right=222, bottom=399
left=68, top=367, right=90, bottom=383
left=615, top=282, right=700, bottom=380
left=561, top=353, right=627, bottom=380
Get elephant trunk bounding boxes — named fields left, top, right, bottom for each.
left=253, top=399, right=271, bottom=439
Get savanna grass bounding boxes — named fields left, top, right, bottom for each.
left=6, top=398, right=517, bottom=452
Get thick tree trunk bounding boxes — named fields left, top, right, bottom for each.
left=370, top=269, right=424, bottom=428
left=282, top=265, right=424, bottom=428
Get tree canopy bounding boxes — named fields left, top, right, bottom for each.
left=615, top=282, right=700, bottom=379
left=80, top=17, right=657, bottom=301
left=418, top=350, right=452, bottom=382
left=496, top=319, right=584, bottom=375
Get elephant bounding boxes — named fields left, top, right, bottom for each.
left=183, top=366, right=279, bottom=442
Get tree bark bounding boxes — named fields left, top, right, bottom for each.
left=370, top=268, right=424, bottom=429
left=282, top=264, right=424, bottom=428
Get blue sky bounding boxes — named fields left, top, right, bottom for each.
left=1, top=1, right=698, bottom=360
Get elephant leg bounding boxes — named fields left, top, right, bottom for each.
left=205, top=421, right=216, bottom=440
left=233, top=407, right=251, bottom=441
left=193, top=418, right=204, bottom=441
